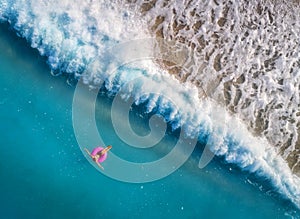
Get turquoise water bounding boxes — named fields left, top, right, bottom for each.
left=0, top=24, right=299, bottom=218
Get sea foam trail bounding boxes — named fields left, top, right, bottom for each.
left=1, top=0, right=300, bottom=208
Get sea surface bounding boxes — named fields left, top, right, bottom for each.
left=0, top=0, right=300, bottom=218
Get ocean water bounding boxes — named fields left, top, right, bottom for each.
left=0, top=23, right=299, bottom=219
left=0, top=0, right=300, bottom=218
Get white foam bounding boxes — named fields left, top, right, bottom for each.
left=1, top=0, right=300, bottom=208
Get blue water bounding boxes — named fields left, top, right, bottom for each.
left=0, top=24, right=299, bottom=218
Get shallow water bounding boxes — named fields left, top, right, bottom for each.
left=0, top=24, right=299, bottom=218
left=138, top=0, right=300, bottom=174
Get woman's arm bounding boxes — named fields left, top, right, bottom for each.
left=95, top=161, right=104, bottom=170
left=84, top=148, right=92, bottom=156
left=84, top=148, right=104, bottom=170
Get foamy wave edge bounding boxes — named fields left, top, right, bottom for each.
left=1, top=0, right=300, bottom=209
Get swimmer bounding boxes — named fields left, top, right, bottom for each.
left=84, top=145, right=112, bottom=170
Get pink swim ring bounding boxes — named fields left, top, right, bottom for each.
left=91, top=147, right=107, bottom=163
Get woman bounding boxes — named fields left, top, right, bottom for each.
left=84, top=145, right=112, bottom=170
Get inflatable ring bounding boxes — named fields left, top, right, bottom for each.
left=91, top=147, right=107, bottom=163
